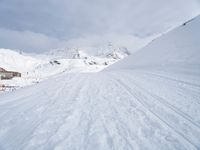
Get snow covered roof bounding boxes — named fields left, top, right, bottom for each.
left=0, top=67, right=6, bottom=72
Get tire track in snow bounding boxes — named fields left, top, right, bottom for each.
left=93, top=75, right=183, bottom=150
left=0, top=74, right=85, bottom=150
left=139, top=71, right=200, bottom=88
left=23, top=74, right=88, bottom=150
left=0, top=75, right=71, bottom=149
left=110, top=74, right=199, bottom=150
left=44, top=75, right=96, bottom=150
left=123, top=71, right=200, bottom=122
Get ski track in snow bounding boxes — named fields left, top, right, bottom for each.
left=0, top=68, right=200, bottom=150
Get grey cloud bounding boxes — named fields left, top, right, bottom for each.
left=0, top=0, right=200, bottom=52
left=0, top=28, right=66, bottom=52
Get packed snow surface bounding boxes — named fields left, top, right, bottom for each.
left=0, top=15, right=200, bottom=150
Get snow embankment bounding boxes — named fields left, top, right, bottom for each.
left=106, top=15, right=200, bottom=71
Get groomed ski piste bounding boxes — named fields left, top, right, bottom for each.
left=0, top=15, right=200, bottom=150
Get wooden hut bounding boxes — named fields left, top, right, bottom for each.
left=0, top=67, right=21, bottom=80
left=0, top=84, right=5, bottom=91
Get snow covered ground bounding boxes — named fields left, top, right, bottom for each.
left=0, top=14, right=199, bottom=150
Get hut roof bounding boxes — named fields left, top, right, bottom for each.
left=0, top=67, right=6, bottom=72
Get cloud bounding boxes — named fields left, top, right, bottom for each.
left=0, top=0, right=200, bottom=52
left=0, top=28, right=153, bottom=53
left=64, top=34, right=155, bottom=53
left=0, top=28, right=66, bottom=52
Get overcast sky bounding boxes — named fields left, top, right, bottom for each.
left=0, top=0, right=200, bottom=52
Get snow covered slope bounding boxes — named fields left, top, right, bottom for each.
left=0, top=16, right=200, bottom=150
left=0, top=49, right=43, bottom=73
left=0, top=46, right=128, bottom=88
left=107, top=15, right=200, bottom=71
left=0, top=47, right=126, bottom=76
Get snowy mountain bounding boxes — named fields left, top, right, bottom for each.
left=46, top=43, right=131, bottom=59
left=0, top=14, right=200, bottom=150
left=0, top=49, right=43, bottom=73
left=0, top=45, right=129, bottom=88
